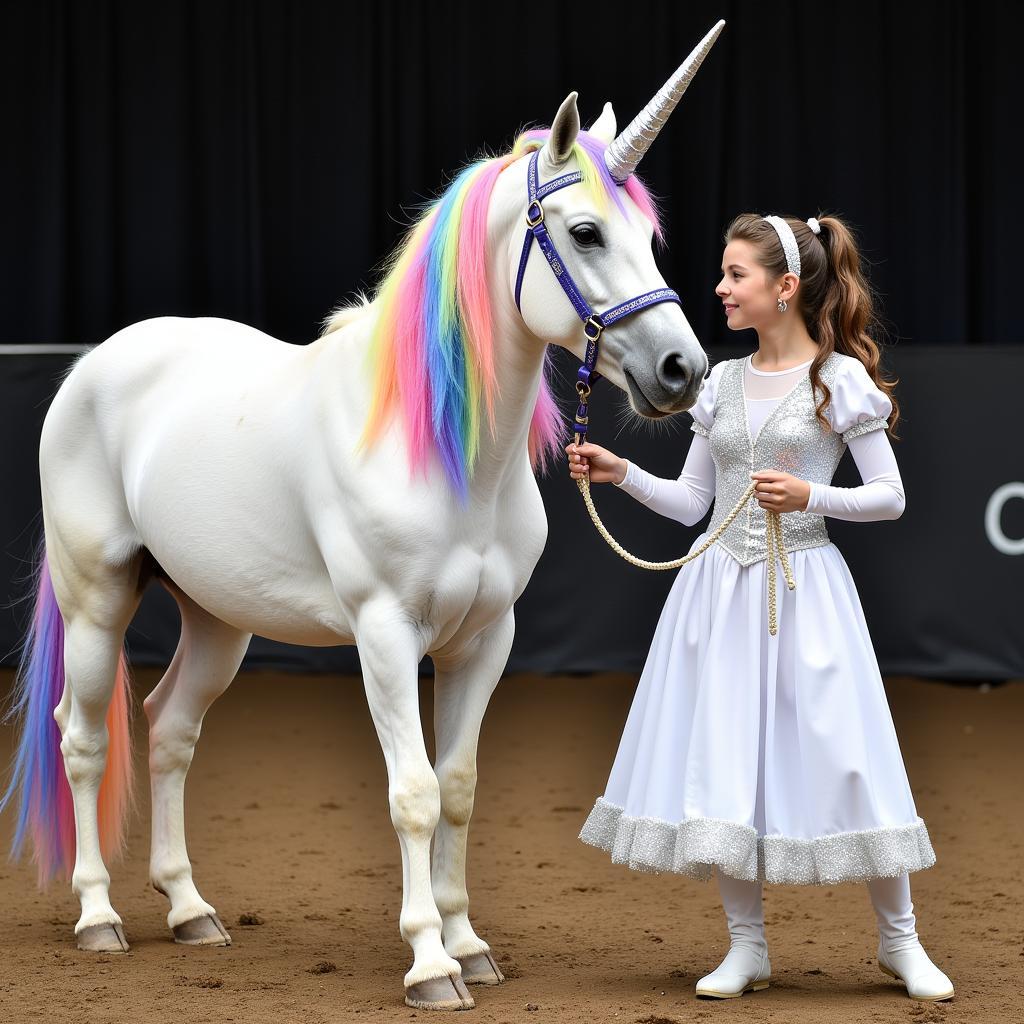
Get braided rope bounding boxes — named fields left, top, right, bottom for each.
left=576, top=475, right=796, bottom=636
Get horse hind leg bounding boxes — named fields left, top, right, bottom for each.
left=48, top=556, right=143, bottom=954
left=143, top=583, right=250, bottom=945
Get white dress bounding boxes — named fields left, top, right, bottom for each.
left=579, top=352, right=936, bottom=886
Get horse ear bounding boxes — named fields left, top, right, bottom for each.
left=543, top=91, right=580, bottom=168
left=589, top=102, right=617, bottom=145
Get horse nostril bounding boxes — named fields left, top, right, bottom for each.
left=658, top=353, right=691, bottom=393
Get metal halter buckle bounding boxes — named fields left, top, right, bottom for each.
left=583, top=315, right=604, bottom=341
left=575, top=380, right=591, bottom=401
left=525, top=200, right=544, bottom=228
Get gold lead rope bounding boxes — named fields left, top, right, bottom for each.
left=576, top=474, right=797, bottom=636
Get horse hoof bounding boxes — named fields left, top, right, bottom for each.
left=404, top=973, right=475, bottom=1010
left=77, top=922, right=130, bottom=953
left=173, top=913, right=232, bottom=946
left=457, top=950, right=505, bottom=985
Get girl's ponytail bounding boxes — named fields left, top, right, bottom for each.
left=815, top=216, right=901, bottom=438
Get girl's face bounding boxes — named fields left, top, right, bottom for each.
left=715, top=239, right=781, bottom=332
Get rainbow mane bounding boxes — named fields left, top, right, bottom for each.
left=360, top=128, right=663, bottom=501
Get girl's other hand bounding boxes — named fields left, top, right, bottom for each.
left=565, top=442, right=627, bottom=484
left=751, top=470, right=811, bottom=512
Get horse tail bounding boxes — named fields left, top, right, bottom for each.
left=0, top=546, right=135, bottom=887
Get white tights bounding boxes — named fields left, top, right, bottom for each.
left=716, top=871, right=920, bottom=954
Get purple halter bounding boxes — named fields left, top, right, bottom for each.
left=513, top=149, right=681, bottom=442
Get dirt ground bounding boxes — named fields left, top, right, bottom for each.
left=0, top=669, right=1021, bottom=1024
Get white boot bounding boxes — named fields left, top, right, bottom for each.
left=866, top=875, right=954, bottom=1001
left=697, top=872, right=771, bottom=998
left=877, top=939, right=954, bottom=1001
left=695, top=943, right=771, bottom=998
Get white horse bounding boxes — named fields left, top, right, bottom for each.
left=2, top=23, right=722, bottom=1011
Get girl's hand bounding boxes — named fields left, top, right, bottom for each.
left=751, top=470, right=811, bottom=513
left=566, top=442, right=627, bottom=485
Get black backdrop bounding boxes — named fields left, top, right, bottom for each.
left=1, top=346, right=1021, bottom=680
left=2, top=2, right=1022, bottom=680
left=4, top=1, right=1022, bottom=347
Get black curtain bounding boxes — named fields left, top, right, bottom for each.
left=2, top=0, right=1021, bottom=347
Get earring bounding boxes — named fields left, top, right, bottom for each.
left=777, top=298, right=788, bottom=313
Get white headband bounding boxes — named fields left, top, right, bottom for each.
left=762, top=215, right=801, bottom=277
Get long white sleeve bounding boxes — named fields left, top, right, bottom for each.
left=804, top=428, right=906, bottom=521
left=613, top=433, right=716, bottom=527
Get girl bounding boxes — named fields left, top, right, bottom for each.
left=570, top=213, right=953, bottom=1002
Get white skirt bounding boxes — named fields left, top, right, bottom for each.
left=579, top=531, right=935, bottom=886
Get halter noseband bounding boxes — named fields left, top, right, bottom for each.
left=513, top=150, right=681, bottom=443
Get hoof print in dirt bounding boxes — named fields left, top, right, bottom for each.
left=308, top=960, right=337, bottom=975
left=177, top=975, right=224, bottom=989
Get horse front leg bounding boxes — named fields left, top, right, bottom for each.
left=431, top=610, right=514, bottom=986
left=355, top=600, right=473, bottom=1011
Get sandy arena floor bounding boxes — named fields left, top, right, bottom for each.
left=0, top=669, right=1021, bottom=1024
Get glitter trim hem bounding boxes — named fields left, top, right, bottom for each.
left=690, top=419, right=711, bottom=439
left=579, top=797, right=936, bottom=885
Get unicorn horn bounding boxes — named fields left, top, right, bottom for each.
left=604, top=19, right=726, bottom=183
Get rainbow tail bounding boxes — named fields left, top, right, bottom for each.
left=0, top=546, right=134, bottom=888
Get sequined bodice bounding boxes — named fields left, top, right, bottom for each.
left=693, top=353, right=848, bottom=567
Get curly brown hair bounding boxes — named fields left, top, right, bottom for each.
left=725, top=213, right=901, bottom=440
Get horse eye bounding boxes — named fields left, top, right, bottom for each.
left=570, top=224, right=602, bottom=248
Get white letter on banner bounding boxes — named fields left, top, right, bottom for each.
left=985, top=482, right=1024, bottom=555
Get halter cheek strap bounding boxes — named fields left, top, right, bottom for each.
left=513, top=150, right=681, bottom=443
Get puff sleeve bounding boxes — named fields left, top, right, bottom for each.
left=689, top=360, right=726, bottom=438
left=828, top=358, right=893, bottom=443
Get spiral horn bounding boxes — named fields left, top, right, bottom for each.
left=604, top=19, right=726, bottom=183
